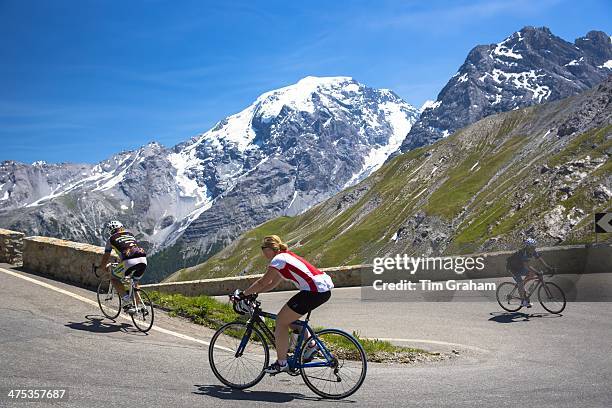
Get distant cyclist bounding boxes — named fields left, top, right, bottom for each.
left=98, top=220, right=148, bottom=314
left=506, top=237, right=552, bottom=308
left=238, top=235, right=334, bottom=374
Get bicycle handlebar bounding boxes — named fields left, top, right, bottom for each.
left=229, top=291, right=259, bottom=315
left=229, top=290, right=257, bottom=302
left=92, top=262, right=120, bottom=279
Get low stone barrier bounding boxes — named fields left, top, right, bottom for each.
left=584, top=243, right=612, bottom=274
left=22, top=236, right=117, bottom=289
left=8, top=232, right=609, bottom=298
left=0, top=228, right=25, bottom=265
left=141, top=265, right=369, bottom=297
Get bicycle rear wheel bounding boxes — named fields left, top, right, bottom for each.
left=131, top=290, right=154, bottom=332
left=209, top=322, right=269, bottom=389
left=496, top=282, right=522, bottom=312
left=96, top=280, right=121, bottom=319
left=538, top=282, right=566, bottom=314
left=300, top=329, right=367, bottom=399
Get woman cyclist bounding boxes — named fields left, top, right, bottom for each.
left=239, top=235, right=334, bottom=374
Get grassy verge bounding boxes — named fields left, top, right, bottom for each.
left=148, top=291, right=443, bottom=364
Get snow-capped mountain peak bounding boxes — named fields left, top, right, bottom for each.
left=400, top=26, right=612, bottom=152
left=253, top=76, right=355, bottom=121
left=167, top=76, right=419, bottom=212
left=1, top=76, right=419, bottom=280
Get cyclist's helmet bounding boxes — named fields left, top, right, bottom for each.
left=523, top=237, right=537, bottom=247
left=105, top=220, right=124, bottom=237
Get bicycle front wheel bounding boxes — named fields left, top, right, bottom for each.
left=300, top=329, right=367, bottom=399
left=496, top=282, right=522, bottom=312
left=97, top=280, right=121, bottom=319
left=131, top=290, right=154, bottom=332
left=209, top=322, right=269, bottom=389
left=538, top=282, right=566, bottom=314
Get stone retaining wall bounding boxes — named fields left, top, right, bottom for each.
left=0, top=228, right=25, bottom=265
left=10, top=231, right=610, bottom=297
left=22, top=236, right=117, bottom=289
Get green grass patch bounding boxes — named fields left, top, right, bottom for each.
left=424, top=134, right=527, bottom=218
left=148, top=291, right=241, bottom=328
left=148, top=291, right=437, bottom=363
left=547, top=125, right=612, bottom=167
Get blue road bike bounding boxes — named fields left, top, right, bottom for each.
left=208, top=293, right=367, bottom=399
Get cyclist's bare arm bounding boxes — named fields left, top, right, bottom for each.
left=527, top=265, right=540, bottom=276
left=99, top=251, right=112, bottom=272
left=244, top=267, right=282, bottom=296
left=258, top=271, right=282, bottom=293
left=537, top=256, right=552, bottom=270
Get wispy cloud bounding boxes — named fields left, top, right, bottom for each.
left=367, top=0, right=564, bottom=30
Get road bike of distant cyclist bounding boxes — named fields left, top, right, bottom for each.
left=208, top=293, right=367, bottom=399
left=496, top=267, right=566, bottom=314
left=93, top=263, right=154, bottom=332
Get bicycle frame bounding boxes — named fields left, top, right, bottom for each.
left=237, top=303, right=335, bottom=370
left=510, top=268, right=560, bottom=301
left=93, top=263, right=142, bottom=308
left=124, top=276, right=137, bottom=301
left=520, top=272, right=544, bottom=298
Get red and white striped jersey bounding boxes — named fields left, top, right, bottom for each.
left=269, top=250, right=334, bottom=292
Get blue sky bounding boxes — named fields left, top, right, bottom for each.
left=1, top=0, right=610, bottom=164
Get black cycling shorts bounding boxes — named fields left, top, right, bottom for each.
left=286, top=290, right=331, bottom=315
left=125, top=263, right=147, bottom=279
left=112, top=261, right=147, bottom=280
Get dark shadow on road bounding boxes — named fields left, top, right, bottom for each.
left=193, top=384, right=353, bottom=403
left=488, top=311, right=563, bottom=323
left=65, top=314, right=138, bottom=334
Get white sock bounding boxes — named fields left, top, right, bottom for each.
left=278, top=359, right=287, bottom=366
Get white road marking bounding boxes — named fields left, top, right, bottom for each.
left=0, top=267, right=232, bottom=351
left=1, top=267, right=488, bottom=355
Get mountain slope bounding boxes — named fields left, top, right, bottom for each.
left=0, top=76, right=419, bottom=281
left=167, top=77, right=612, bottom=282
left=0, top=142, right=181, bottom=250
left=148, top=76, right=419, bottom=281
left=400, top=26, right=612, bottom=152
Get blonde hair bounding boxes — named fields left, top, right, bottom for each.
left=262, top=235, right=288, bottom=251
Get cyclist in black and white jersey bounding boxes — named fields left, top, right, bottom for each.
left=98, top=220, right=147, bottom=314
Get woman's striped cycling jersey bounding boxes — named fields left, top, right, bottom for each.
left=269, top=250, right=334, bottom=292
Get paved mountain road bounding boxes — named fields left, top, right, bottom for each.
left=1, top=265, right=610, bottom=407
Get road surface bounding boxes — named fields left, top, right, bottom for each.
left=1, top=264, right=611, bottom=407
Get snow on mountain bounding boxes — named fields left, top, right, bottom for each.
left=143, top=76, right=420, bottom=279
left=164, top=76, right=418, bottom=218
left=419, top=100, right=440, bottom=112
left=401, top=27, right=612, bottom=152
left=598, top=59, right=612, bottom=69
left=254, top=76, right=354, bottom=121
left=0, top=76, right=419, bottom=281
